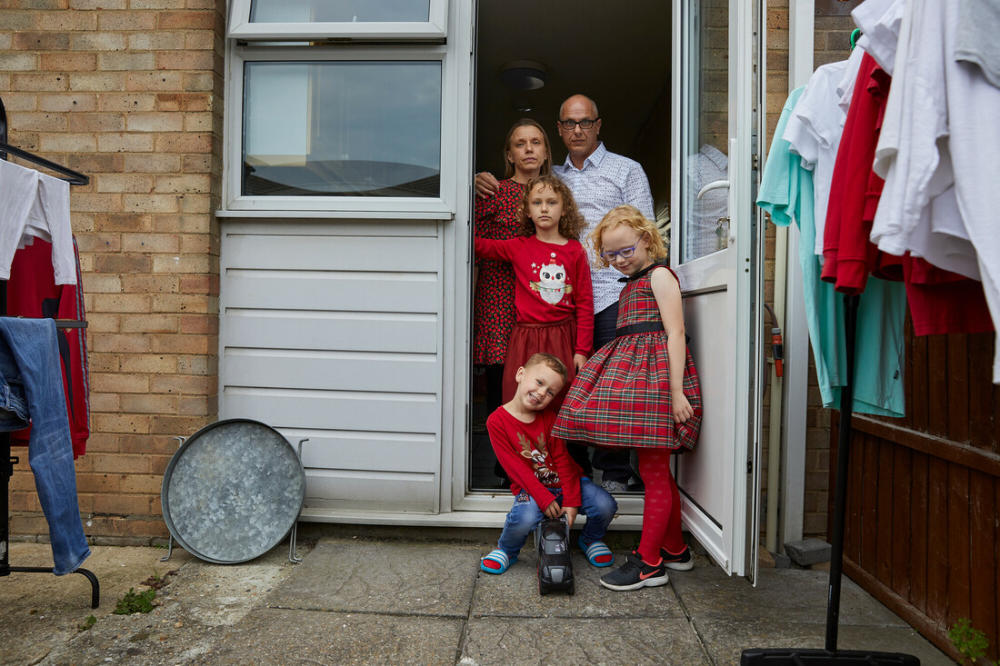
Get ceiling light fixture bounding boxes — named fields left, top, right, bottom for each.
left=499, top=60, right=547, bottom=91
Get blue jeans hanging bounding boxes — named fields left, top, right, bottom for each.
left=0, top=317, right=90, bottom=574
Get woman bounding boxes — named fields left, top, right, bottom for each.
left=474, top=118, right=553, bottom=425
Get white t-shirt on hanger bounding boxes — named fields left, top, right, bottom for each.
left=0, top=159, right=76, bottom=285
left=782, top=52, right=862, bottom=258
left=940, top=0, right=1000, bottom=380
left=869, top=0, right=979, bottom=281
left=853, top=0, right=904, bottom=75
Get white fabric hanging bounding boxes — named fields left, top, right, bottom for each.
left=0, top=160, right=76, bottom=285
left=868, top=0, right=980, bottom=281
left=782, top=49, right=863, bottom=258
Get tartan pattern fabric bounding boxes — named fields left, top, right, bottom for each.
left=553, top=265, right=703, bottom=451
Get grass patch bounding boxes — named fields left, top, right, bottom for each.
left=114, top=588, right=156, bottom=615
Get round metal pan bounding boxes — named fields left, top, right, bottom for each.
left=161, top=419, right=305, bottom=564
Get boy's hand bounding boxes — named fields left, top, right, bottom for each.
left=560, top=506, right=578, bottom=528
left=543, top=500, right=561, bottom=519
left=475, top=172, right=499, bottom=199
left=573, top=353, right=587, bottom=373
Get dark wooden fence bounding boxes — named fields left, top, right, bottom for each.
left=830, top=327, right=1000, bottom=662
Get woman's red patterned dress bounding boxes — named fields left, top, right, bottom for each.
left=473, top=179, right=524, bottom=365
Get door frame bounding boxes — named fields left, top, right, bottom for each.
left=668, top=0, right=764, bottom=579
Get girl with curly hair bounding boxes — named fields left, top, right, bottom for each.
left=474, top=174, right=593, bottom=406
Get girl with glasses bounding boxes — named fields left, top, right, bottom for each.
left=553, top=205, right=704, bottom=592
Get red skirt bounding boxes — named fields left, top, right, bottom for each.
left=502, top=318, right=576, bottom=407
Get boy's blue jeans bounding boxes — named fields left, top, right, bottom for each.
left=0, top=318, right=90, bottom=575
left=497, top=478, right=617, bottom=559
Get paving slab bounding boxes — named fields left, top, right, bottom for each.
left=671, top=564, right=906, bottom=626
left=267, top=538, right=480, bottom=617
left=200, top=607, right=464, bottom=665
left=695, top=616, right=954, bottom=666
left=35, top=542, right=305, bottom=666
left=471, top=547, right=687, bottom=619
left=0, top=542, right=188, bottom=665
left=461, top=616, right=710, bottom=665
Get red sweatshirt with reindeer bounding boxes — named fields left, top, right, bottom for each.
left=486, top=406, right=583, bottom=509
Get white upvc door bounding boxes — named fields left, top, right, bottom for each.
left=670, top=0, right=763, bottom=579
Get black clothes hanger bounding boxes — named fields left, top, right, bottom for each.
left=0, top=97, right=89, bottom=186
left=0, top=94, right=98, bottom=607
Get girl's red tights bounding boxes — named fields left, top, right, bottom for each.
left=637, top=447, right=686, bottom=563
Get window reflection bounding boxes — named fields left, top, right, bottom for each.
left=243, top=61, right=442, bottom=197
left=680, top=0, right=730, bottom=262
left=250, top=0, right=429, bottom=23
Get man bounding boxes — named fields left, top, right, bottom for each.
left=477, top=94, right=655, bottom=492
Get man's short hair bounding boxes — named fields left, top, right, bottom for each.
left=523, top=352, right=567, bottom=379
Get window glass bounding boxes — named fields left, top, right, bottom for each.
left=680, top=0, right=730, bottom=262
left=242, top=61, right=442, bottom=197
left=250, top=0, right=429, bottom=23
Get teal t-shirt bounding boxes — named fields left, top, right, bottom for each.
left=757, top=87, right=904, bottom=417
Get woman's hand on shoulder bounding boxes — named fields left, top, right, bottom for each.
left=573, top=353, right=587, bottom=372
left=475, top=172, right=500, bottom=199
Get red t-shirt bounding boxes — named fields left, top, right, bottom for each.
left=474, top=235, right=594, bottom=355
left=486, top=406, right=583, bottom=509
left=6, top=238, right=90, bottom=457
left=822, top=52, right=901, bottom=293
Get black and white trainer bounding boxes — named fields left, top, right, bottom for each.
left=599, top=550, right=668, bottom=591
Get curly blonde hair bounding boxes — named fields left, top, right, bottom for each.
left=518, top=174, right=586, bottom=240
left=589, top=205, right=668, bottom=267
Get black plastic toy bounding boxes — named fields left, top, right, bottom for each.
left=535, top=516, right=574, bottom=595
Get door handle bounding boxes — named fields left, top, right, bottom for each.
left=697, top=179, right=729, bottom=199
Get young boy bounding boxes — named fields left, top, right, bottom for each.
left=480, top=353, right=618, bottom=574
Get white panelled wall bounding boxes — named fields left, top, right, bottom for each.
left=219, top=220, right=444, bottom=514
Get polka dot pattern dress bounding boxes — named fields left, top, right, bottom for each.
left=473, top=179, right=525, bottom=366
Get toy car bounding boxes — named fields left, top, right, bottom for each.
left=535, top=516, right=574, bottom=595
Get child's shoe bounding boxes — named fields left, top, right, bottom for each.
left=480, top=549, right=516, bottom=574
left=578, top=536, right=614, bottom=567
left=599, top=550, right=667, bottom=591
left=660, top=546, right=694, bottom=571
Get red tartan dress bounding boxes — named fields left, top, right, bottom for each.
left=473, top=179, right=524, bottom=365
left=552, top=262, right=703, bottom=451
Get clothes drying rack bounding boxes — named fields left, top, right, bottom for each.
left=0, top=96, right=99, bottom=608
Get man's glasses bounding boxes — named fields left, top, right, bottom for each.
left=558, top=118, right=599, bottom=131
left=601, top=242, right=640, bottom=262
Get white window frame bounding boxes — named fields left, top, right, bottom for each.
left=222, top=44, right=458, bottom=217
left=228, top=0, right=448, bottom=42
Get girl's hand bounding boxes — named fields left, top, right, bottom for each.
left=573, top=353, right=587, bottom=373
left=544, top=500, right=561, bottom=519
left=559, top=506, right=578, bottom=528
left=672, top=391, right=694, bottom=423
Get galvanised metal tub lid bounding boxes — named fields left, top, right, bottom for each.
left=161, top=419, right=306, bottom=564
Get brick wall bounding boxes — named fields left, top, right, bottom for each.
left=1, top=0, right=224, bottom=543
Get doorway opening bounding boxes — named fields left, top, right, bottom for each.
left=468, top=0, right=674, bottom=492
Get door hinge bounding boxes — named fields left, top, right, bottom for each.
left=747, top=458, right=753, bottom=474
